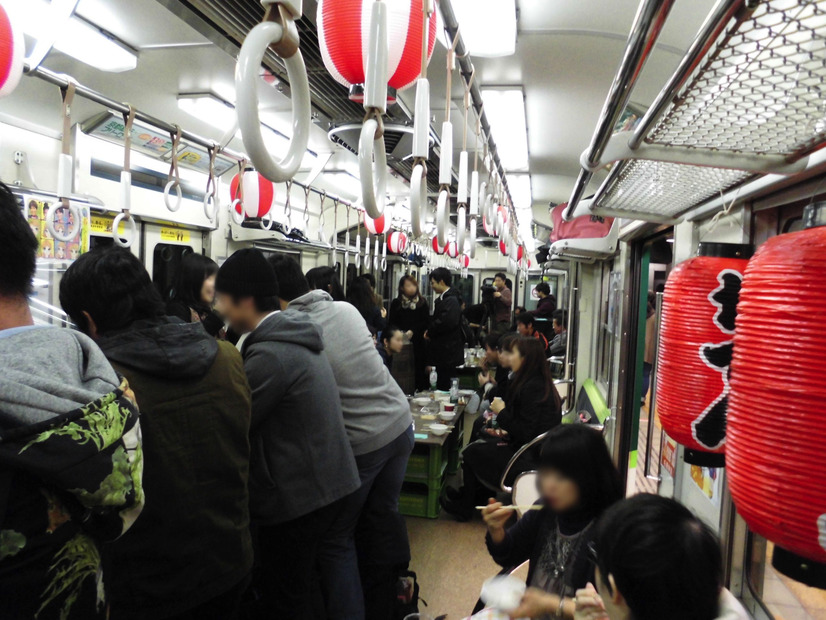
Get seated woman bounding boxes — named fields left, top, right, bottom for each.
left=166, top=253, right=226, bottom=338
left=473, top=333, right=517, bottom=441
left=482, top=425, right=623, bottom=619
left=441, top=337, right=562, bottom=521
left=377, top=325, right=404, bottom=370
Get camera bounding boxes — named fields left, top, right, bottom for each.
left=480, top=284, right=496, bottom=303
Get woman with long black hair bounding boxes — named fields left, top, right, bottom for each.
left=347, top=276, right=386, bottom=336
left=441, top=337, right=562, bottom=520
left=166, top=253, right=225, bottom=338
left=481, top=424, right=624, bottom=619
left=388, top=274, right=430, bottom=391
left=305, top=266, right=345, bottom=301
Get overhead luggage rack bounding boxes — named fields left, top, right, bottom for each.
left=567, top=0, right=826, bottom=223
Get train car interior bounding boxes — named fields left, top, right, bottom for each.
left=1, top=0, right=825, bottom=618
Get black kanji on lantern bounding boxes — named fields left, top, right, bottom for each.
left=692, top=270, right=743, bottom=450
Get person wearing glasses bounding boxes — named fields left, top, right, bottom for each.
left=481, top=425, right=623, bottom=619
left=573, top=494, right=749, bottom=620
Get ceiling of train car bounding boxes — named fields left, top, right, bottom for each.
left=0, top=0, right=721, bottom=241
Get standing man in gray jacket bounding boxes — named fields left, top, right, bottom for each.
left=215, top=249, right=360, bottom=620
left=269, top=255, right=414, bottom=620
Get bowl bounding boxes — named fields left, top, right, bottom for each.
left=429, top=423, right=448, bottom=436
left=439, top=411, right=456, bottom=422
left=412, top=397, right=431, bottom=407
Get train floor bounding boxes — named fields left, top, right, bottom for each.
left=406, top=513, right=530, bottom=619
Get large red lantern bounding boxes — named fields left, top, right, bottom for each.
left=459, top=254, right=470, bottom=268
left=431, top=236, right=446, bottom=255
left=727, top=206, right=826, bottom=587
left=317, top=0, right=438, bottom=103
left=364, top=212, right=389, bottom=235
left=230, top=169, right=274, bottom=218
left=387, top=230, right=408, bottom=254
left=656, top=243, right=752, bottom=466
left=446, top=240, right=459, bottom=258
left=0, top=3, right=23, bottom=99
left=499, top=237, right=509, bottom=257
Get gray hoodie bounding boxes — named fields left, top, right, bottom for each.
left=242, top=310, right=360, bottom=524
left=0, top=325, right=120, bottom=425
left=289, top=290, right=413, bottom=456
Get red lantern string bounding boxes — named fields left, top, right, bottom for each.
left=727, top=223, right=826, bottom=584
left=656, top=248, right=751, bottom=463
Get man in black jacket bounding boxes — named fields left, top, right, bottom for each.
left=425, top=268, right=465, bottom=391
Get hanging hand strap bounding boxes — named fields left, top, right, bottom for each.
left=164, top=125, right=183, bottom=212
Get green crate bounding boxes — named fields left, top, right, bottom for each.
left=405, top=443, right=446, bottom=481
left=400, top=480, right=444, bottom=519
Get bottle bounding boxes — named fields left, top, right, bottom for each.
left=450, top=378, right=459, bottom=403
left=429, top=368, right=438, bottom=390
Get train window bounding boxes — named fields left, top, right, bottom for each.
left=152, top=243, right=194, bottom=298
left=746, top=533, right=826, bottom=619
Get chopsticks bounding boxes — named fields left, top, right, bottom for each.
left=475, top=504, right=543, bottom=511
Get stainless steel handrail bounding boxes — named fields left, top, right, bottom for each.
left=563, top=0, right=676, bottom=221
left=627, top=0, right=746, bottom=150
left=644, top=291, right=664, bottom=482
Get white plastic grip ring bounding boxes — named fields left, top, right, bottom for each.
left=373, top=238, right=380, bottom=270
left=112, top=212, right=138, bottom=249
left=456, top=205, right=467, bottom=256
left=204, top=194, right=218, bottom=223
left=164, top=180, right=183, bottom=212
left=364, top=1, right=388, bottom=113
left=436, top=189, right=449, bottom=247
left=469, top=216, right=477, bottom=259
left=45, top=202, right=80, bottom=243
left=410, top=163, right=427, bottom=238
left=260, top=209, right=274, bottom=231
left=230, top=199, right=245, bottom=225
left=236, top=21, right=311, bottom=183
left=364, top=236, right=371, bottom=269
left=457, top=152, right=468, bottom=204
left=359, top=119, right=387, bottom=219
left=413, top=79, right=430, bottom=159
left=439, top=121, right=453, bottom=186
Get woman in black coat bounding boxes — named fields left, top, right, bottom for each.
left=388, top=275, right=430, bottom=390
left=481, top=425, right=623, bottom=619
left=166, top=253, right=226, bottom=338
left=441, top=337, right=562, bottom=520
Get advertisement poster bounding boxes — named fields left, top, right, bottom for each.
left=20, top=195, right=89, bottom=260
left=690, top=464, right=721, bottom=506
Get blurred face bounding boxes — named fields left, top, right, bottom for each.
left=215, top=292, right=258, bottom=335
left=430, top=278, right=447, bottom=294
left=539, top=468, right=581, bottom=513
left=510, top=345, right=525, bottom=372
left=595, top=568, right=626, bottom=619
left=498, top=348, right=513, bottom=369
left=385, top=330, right=404, bottom=354
left=402, top=280, right=418, bottom=298
left=553, top=319, right=562, bottom=334
left=201, top=274, right=216, bottom=306
left=493, top=276, right=505, bottom=289
left=517, top=321, right=532, bottom=337
left=484, top=344, right=499, bottom=364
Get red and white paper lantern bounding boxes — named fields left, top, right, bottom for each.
left=446, top=240, right=459, bottom=258
left=483, top=215, right=496, bottom=236
left=727, top=207, right=826, bottom=587
left=0, top=4, right=23, bottom=99
left=656, top=243, right=752, bottom=465
left=364, top=212, right=389, bottom=235
left=230, top=169, right=274, bottom=218
left=499, top=237, right=509, bottom=257
left=318, top=0, right=438, bottom=103
left=431, top=236, right=446, bottom=255
left=387, top=230, right=408, bottom=254
left=459, top=254, right=470, bottom=268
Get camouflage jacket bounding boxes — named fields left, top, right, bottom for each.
left=0, top=378, right=144, bottom=620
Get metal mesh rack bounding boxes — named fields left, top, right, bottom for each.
left=570, top=0, right=826, bottom=223
left=595, top=160, right=752, bottom=219
left=648, top=0, right=826, bottom=159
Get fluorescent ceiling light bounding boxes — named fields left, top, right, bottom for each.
left=178, top=93, right=237, bottom=132
left=481, top=89, right=529, bottom=172
left=7, top=0, right=137, bottom=72
left=507, top=174, right=533, bottom=211
left=437, top=0, right=516, bottom=58
left=326, top=171, right=362, bottom=200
